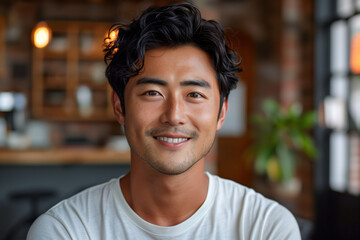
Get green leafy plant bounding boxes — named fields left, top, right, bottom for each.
left=251, top=98, right=317, bottom=184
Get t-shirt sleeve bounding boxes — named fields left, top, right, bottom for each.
left=27, top=213, right=71, bottom=240
left=262, top=204, right=302, bottom=240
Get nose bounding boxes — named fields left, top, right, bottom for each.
left=160, top=94, right=187, bottom=126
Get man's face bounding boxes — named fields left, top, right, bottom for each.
left=113, top=45, right=228, bottom=175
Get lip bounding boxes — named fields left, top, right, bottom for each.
left=153, top=134, right=191, bottom=149
left=154, top=133, right=190, bottom=138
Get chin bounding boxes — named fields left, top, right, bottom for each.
left=149, top=158, right=202, bottom=176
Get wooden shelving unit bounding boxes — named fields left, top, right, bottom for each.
left=32, top=21, right=114, bottom=121
left=0, top=148, right=130, bottom=165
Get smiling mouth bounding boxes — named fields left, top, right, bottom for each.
left=154, top=136, right=190, bottom=143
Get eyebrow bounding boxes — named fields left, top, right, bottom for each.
left=180, top=79, right=211, bottom=88
left=136, top=77, right=211, bottom=88
left=136, top=78, right=168, bottom=86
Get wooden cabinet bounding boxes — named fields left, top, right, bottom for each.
left=32, top=21, right=114, bottom=121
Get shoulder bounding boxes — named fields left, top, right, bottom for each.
left=210, top=173, right=289, bottom=212
left=27, top=212, right=70, bottom=239
left=50, top=177, right=118, bottom=217
left=209, top=173, right=266, bottom=204
left=208, top=173, right=301, bottom=239
left=210, top=174, right=278, bottom=216
left=27, top=178, right=120, bottom=239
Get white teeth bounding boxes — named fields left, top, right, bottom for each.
left=157, top=137, right=188, bottom=143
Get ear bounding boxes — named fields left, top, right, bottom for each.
left=216, top=98, right=228, bottom=130
left=111, top=91, right=125, bottom=125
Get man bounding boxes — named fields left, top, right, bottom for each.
left=28, top=3, right=301, bottom=239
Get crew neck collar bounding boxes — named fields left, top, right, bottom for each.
left=112, top=172, right=217, bottom=237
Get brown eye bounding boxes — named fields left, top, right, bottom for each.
left=144, top=91, right=160, bottom=96
left=188, top=92, right=203, bottom=98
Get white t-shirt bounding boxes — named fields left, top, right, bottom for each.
left=27, top=173, right=301, bottom=240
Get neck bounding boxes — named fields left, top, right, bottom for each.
left=120, top=160, right=209, bottom=226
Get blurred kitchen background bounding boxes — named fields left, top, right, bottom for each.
left=0, top=0, right=359, bottom=239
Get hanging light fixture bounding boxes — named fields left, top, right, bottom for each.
left=104, top=29, right=118, bottom=54
left=105, top=29, right=118, bottom=45
left=32, top=21, right=52, bottom=48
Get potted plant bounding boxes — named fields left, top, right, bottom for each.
left=251, top=98, right=317, bottom=189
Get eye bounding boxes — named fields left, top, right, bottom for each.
left=143, top=90, right=161, bottom=96
left=187, top=92, right=204, bottom=98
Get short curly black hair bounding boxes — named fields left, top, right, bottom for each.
left=104, top=3, right=241, bottom=114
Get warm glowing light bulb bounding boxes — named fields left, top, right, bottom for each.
left=109, top=30, right=118, bottom=41
left=105, top=29, right=118, bottom=45
left=32, top=22, right=51, bottom=48
left=104, top=29, right=119, bottom=54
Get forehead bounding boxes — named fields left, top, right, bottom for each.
left=130, top=45, right=218, bottom=87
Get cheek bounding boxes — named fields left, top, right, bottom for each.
left=189, top=104, right=219, bottom=127
left=125, top=102, right=158, bottom=129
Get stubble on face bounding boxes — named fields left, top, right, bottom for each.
left=127, top=126, right=215, bottom=176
